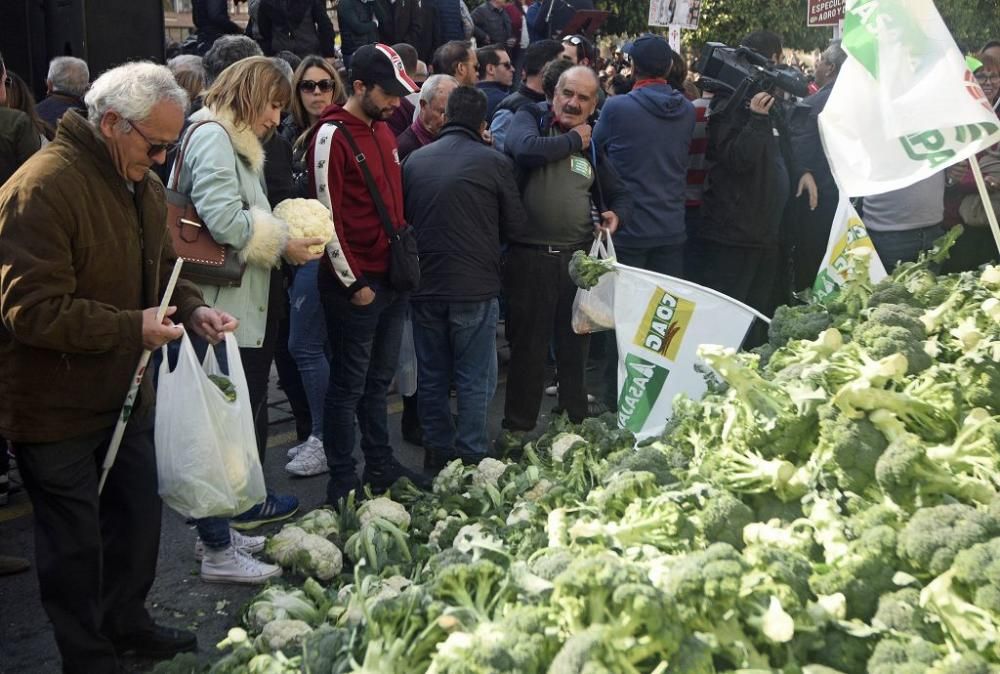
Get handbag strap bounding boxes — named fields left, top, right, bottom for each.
left=170, top=120, right=235, bottom=191
left=325, top=121, right=399, bottom=242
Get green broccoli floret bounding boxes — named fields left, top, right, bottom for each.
left=871, top=410, right=995, bottom=508
left=873, top=588, right=945, bottom=643
left=809, top=525, right=899, bottom=621
left=545, top=625, right=635, bottom=674
left=925, top=409, right=1000, bottom=485
left=868, top=278, right=917, bottom=308
left=937, top=651, right=1000, bottom=674
left=695, top=490, right=755, bottom=549
left=814, top=406, right=888, bottom=495
left=429, top=608, right=560, bottom=674
left=528, top=548, right=575, bottom=582
left=747, top=493, right=805, bottom=524
left=952, top=537, right=1000, bottom=614
left=743, top=544, right=814, bottom=607
left=867, top=636, right=943, bottom=674
left=853, top=304, right=933, bottom=374
left=697, top=444, right=806, bottom=502
left=429, top=558, right=511, bottom=626
left=959, top=356, right=1000, bottom=413
left=665, top=635, right=716, bottom=674
left=550, top=551, right=646, bottom=632
left=898, top=504, right=1000, bottom=578
left=836, top=383, right=957, bottom=444
left=767, top=303, right=833, bottom=348
left=604, top=445, right=677, bottom=487
left=808, top=629, right=874, bottom=674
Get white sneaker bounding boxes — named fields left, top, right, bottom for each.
left=287, top=435, right=322, bottom=460
left=544, top=382, right=558, bottom=396
left=200, top=546, right=282, bottom=585
left=194, top=528, right=266, bottom=561
left=285, top=440, right=329, bottom=477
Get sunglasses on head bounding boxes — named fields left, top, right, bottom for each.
left=298, top=79, right=336, bottom=93
left=562, top=35, right=584, bottom=46
left=126, top=119, right=177, bottom=158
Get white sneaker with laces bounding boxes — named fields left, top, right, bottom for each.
left=200, top=546, right=282, bottom=584
left=194, top=528, right=266, bottom=561
left=285, top=440, right=329, bottom=477
left=287, top=435, right=322, bottom=460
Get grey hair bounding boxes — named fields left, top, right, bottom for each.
left=47, top=56, right=90, bottom=97
left=419, top=74, right=459, bottom=105
left=167, top=54, right=205, bottom=77
left=203, top=35, right=263, bottom=83
left=822, top=40, right=847, bottom=71
left=271, top=57, right=294, bottom=82
left=85, top=61, right=189, bottom=126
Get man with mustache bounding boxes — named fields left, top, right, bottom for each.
left=499, top=65, right=630, bottom=440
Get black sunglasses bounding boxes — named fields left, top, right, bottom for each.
left=499, top=61, right=514, bottom=70
left=126, top=119, right=177, bottom=157
left=298, top=79, right=336, bottom=93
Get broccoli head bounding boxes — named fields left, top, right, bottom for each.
left=814, top=406, right=888, bottom=495
left=852, top=305, right=933, bottom=375
left=695, top=490, right=756, bottom=549
left=867, top=636, right=943, bottom=674
left=809, top=524, right=899, bottom=621
left=767, top=303, right=833, bottom=349
left=952, top=537, right=1000, bottom=614
left=897, top=504, right=1000, bottom=578
left=603, top=445, right=677, bottom=487
left=873, top=588, right=944, bottom=643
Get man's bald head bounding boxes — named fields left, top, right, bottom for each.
left=552, top=66, right=600, bottom=130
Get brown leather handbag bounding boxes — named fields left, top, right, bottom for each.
left=166, top=120, right=246, bottom=287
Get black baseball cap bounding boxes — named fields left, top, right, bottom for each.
left=625, top=34, right=673, bottom=75
left=349, top=43, right=419, bottom=97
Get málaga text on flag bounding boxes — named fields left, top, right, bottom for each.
left=819, top=0, right=1000, bottom=197
left=813, top=195, right=887, bottom=300
left=612, top=264, right=759, bottom=440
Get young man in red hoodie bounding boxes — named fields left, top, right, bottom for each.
left=307, top=43, right=427, bottom=506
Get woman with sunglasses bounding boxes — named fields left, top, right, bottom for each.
left=170, top=56, right=325, bottom=584
left=277, top=55, right=346, bottom=478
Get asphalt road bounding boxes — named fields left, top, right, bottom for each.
left=0, top=353, right=566, bottom=673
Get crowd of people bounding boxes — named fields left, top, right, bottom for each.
left=1, top=3, right=1000, bottom=670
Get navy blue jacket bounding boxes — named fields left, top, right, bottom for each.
left=433, top=0, right=466, bottom=42
left=477, top=81, right=510, bottom=121
left=594, top=81, right=695, bottom=247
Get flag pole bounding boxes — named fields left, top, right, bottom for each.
left=968, top=155, right=1000, bottom=254
left=97, top=258, right=184, bottom=494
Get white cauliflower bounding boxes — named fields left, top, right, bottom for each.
left=428, top=515, right=463, bottom=551
left=253, top=619, right=313, bottom=652
left=293, top=508, right=339, bottom=538
left=452, top=522, right=502, bottom=555
left=432, top=459, right=472, bottom=495
left=550, top=432, right=586, bottom=463
left=243, top=586, right=322, bottom=632
left=472, top=457, right=508, bottom=488
left=357, top=496, right=411, bottom=530
left=273, top=198, right=334, bottom=253
left=265, top=525, right=343, bottom=580
left=523, top=478, right=553, bottom=502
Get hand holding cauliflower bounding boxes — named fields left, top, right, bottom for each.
left=273, top=198, right=334, bottom=255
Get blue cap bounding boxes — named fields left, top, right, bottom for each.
left=625, top=34, right=673, bottom=75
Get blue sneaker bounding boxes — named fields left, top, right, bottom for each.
left=230, top=490, right=299, bottom=531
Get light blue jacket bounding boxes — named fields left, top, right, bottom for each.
left=170, top=107, right=288, bottom=348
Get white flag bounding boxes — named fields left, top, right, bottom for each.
left=813, top=195, right=888, bottom=300
left=613, top=265, right=758, bottom=440
left=819, top=0, right=1000, bottom=197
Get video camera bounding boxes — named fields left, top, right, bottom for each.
left=695, top=42, right=809, bottom=116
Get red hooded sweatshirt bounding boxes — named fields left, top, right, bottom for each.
left=307, top=104, right=406, bottom=296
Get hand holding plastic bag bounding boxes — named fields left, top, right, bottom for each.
left=155, top=329, right=266, bottom=519
left=571, top=231, right=616, bottom=334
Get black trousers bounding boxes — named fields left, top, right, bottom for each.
left=503, top=243, right=591, bottom=430
left=14, top=415, right=160, bottom=674
left=239, top=269, right=284, bottom=462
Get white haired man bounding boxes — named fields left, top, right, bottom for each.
left=397, top=73, right=459, bottom=160
left=35, top=56, right=90, bottom=128
left=0, top=61, right=237, bottom=671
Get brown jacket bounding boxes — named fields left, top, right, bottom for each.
left=0, top=111, right=205, bottom=443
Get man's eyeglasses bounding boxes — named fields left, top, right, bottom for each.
left=298, top=79, right=336, bottom=93
left=977, top=73, right=1000, bottom=84
left=499, top=61, right=514, bottom=70
left=126, top=119, right=177, bottom=157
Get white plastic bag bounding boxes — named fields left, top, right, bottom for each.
left=571, top=232, right=617, bottom=334
left=155, top=330, right=266, bottom=519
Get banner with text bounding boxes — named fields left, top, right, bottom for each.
left=808, top=0, right=845, bottom=27
left=613, top=265, right=756, bottom=440
left=648, top=0, right=701, bottom=29
left=812, top=195, right=887, bottom=300
left=819, top=0, right=1000, bottom=197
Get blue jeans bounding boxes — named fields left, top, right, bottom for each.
left=288, top=260, right=329, bottom=439
left=869, top=223, right=946, bottom=272
left=321, top=281, right=407, bottom=500
left=412, top=299, right=499, bottom=459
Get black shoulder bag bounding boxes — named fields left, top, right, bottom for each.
left=327, top=121, right=421, bottom=292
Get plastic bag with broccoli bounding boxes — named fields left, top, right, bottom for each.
left=571, top=232, right=617, bottom=334
left=155, top=330, right=266, bottom=519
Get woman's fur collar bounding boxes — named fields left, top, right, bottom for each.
left=189, top=106, right=265, bottom=174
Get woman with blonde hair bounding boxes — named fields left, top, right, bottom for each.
left=170, top=55, right=324, bottom=583
left=277, top=54, right=346, bottom=477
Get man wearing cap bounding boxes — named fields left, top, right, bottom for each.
left=500, top=65, right=630, bottom=437
left=592, top=34, right=693, bottom=410
left=307, top=43, right=428, bottom=506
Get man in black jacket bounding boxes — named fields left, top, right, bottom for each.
left=374, top=0, right=423, bottom=47
left=256, top=0, right=338, bottom=58
left=403, top=87, right=527, bottom=466
left=502, top=65, right=629, bottom=434
left=689, top=31, right=811, bottom=343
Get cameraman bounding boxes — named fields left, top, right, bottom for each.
left=688, top=31, right=814, bottom=344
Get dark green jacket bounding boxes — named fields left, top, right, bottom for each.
left=0, top=107, right=41, bottom=188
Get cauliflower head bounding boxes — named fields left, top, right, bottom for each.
left=357, top=496, right=411, bottom=530
left=253, top=619, right=313, bottom=652
left=273, top=198, right=333, bottom=253
left=472, top=457, right=508, bottom=488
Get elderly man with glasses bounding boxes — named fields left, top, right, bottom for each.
left=0, top=60, right=235, bottom=671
